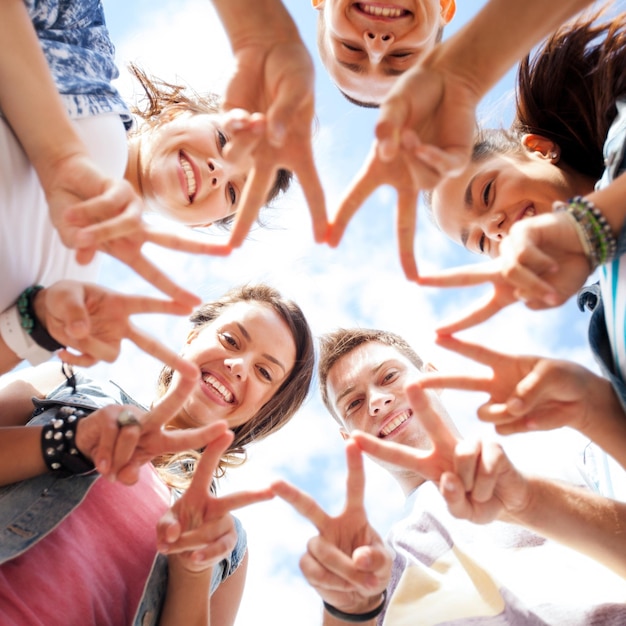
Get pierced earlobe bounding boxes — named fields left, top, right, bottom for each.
left=549, top=150, right=560, bottom=163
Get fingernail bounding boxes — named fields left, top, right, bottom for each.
left=75, top=231, right=94, bottom=247
left=507, top=398, right=524, bottom=413
left=97, top=458, right=108, bottom=474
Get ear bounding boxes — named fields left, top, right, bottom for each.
left=339, top=428, right=350, bottom=441
left=312, top=0, right=324, bottom=9
left=522, top=134, right=561, bottom=163
left=440, top=0, right=456, bottom=24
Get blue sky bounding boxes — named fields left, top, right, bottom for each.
left=87, top=1, right=622, bottom=623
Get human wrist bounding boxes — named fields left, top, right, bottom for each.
left=323, top=589, right=387, bottom=623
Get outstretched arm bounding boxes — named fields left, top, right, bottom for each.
left=330, top=0, right=594, bottom=281
left=272, top=441, right=392, bottom=625
left=416, top=334, right=626, bottom=468
left=352, top=397, right=626, bottom=578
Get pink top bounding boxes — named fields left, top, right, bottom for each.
left=0, top=465, right=170, bottom=625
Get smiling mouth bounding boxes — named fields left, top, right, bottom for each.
left=180, top=152, right=197, bottom=202
left=378, top=410, right=411, bottom=437
left=202, top=372, right=234, bottom=404
left=356, top=2, right=409, bottom=18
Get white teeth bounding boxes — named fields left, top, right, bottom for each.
left=361, top=4, right=403, bottom=18
left=180, top=153, right=197, bottom=200
left=202, top=373, right=234, bottom=403
left=380, top=411, right=409, bottom=437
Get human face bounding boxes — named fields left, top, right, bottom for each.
left=137, top=112, right=248, bottom=227
left=326, top=342, right=441, bottom=455
left=431, top=149, right=589, bottom=257
left=317, top=0, right=451, bottom=104
left=177, top=302, right=296, bottom=430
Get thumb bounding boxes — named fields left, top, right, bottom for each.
left=47, top=283, right=91, bottom=339
left=507, top=369, right=545, bottom=416
left=376, top=95, right=411, bottom=162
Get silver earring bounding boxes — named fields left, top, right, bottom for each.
left=550, top=151, right=558, bottom=159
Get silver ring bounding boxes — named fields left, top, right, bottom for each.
left=117, top=409, right=141, bottom=429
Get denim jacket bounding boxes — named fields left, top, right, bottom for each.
left=578, top=97, right=626, bottom=412
left=0, top=373, right=246, bottom=626
left=23, top=0, right=131, bottom=127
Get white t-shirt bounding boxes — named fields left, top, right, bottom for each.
left=0, top=113, right=127, bottom=312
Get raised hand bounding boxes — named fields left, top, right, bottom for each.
left=74, top=374, right=236, bottom=485
left=272, top=440, right=392, bottom=615
left=156, top=428, right=274, bottom=572
left=417, top=334, right=625, bottom=439
left=438, top=438, right=529, bottom=524
left=216, top=2, right=327, bottom=248
left=351, top=379, right=461, bottom=482
left=35, top=280, right=197, bottom=369
left=327, top=48, right=481, bottom=282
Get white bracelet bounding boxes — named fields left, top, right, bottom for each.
left=0, top=304, right=54, bottom=366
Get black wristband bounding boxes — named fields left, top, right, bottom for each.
left=41, top=406, right=95, bottom=475
left=17, top=285, right=65, bottom=351
left=323, top=590, right=387, bottom=623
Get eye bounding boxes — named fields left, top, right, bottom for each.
left=382, top=370, right=397, bottom=384
left=343, top=42, right=362, bottom=52
left=216, top=129, right=228, bottom=151
left=219, top=332, right=238, bottom=349
left=346, top=398, right=362, bottom=415
left=257, top=366, right=272, bottom=382
left=478, top=232, right=486, bottom=254
left=227, top=183, right=237, bottom=206
left=482, top=180, right=493, bottom=206
left=390, top=52, right=412, bottom=58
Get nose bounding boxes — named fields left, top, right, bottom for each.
left=225, top=357, right=246, bottom=380
left=368, top=389, right=393, bottom=416
left=363, top=31, right=394, bottom=63
left=483, top=210, right=506, bottom=240
left=207, top=159, right=224, bottom=188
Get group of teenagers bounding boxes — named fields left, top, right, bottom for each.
left=3, top=0, right=626, bottom=624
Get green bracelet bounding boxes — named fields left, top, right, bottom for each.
left=16, top=285, right=64, bottom=351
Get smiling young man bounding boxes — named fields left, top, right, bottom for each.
left=281, top=327, right=626, bottom=624
left=313, top=0, right=456, bottom=106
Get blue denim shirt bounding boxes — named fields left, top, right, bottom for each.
left=23, top=0, right=131, bottom=128
left=578, top=97, right=626, bottom=412
left=0, top=373, right=247, bottom=626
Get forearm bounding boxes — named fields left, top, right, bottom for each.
left=578, top=375, right=626, bottom=471
left=428, top=0, right=593, bottom=98
left=159, top=556, right=212, bottom=626
left=586, top=171, right=626, bottom=242
left=0, top=427, right=47, bottom=486
left=209, top=0, right=300, bottom=48
left=0, top=1, right=88, bottom=185
left=508, top=476, right=626, bottom=578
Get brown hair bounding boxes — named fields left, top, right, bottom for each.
left=513, top=7, right=626, bottom=181
left=318, top=328, right=424, bottom=422
left=128, top=64, right=292, bottom=225
left=154, top=284, right=314, bottom=483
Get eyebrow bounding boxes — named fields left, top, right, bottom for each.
left=337, top=59, right=406, bottom=77
left=334, top=361, right=386, bottom=406
left=235, top=322, right=286, bottom=373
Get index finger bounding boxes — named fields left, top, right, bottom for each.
left=396, top=182, right=419, bottom=281
left=418, top=259, right=502, bottom=288
left=146, top=370, right=200, bottom=427
left=350, top=430, right=425, bottom=472
left=294, top=149, right=328, bottom=244
left=228, top=164, right=275, bottom=249
left=185, top=430, right=235, bottom=498
left=272, top=480, right=330, bottom=532
left=404, top=380, right=459, bottom=451
left=328, top=148, right=380, bottom=247
left=435, top=289, right=512, bottom=335
left=344, top=440, right=365, bottom=512
left=434, top=334, right=505, bottom=369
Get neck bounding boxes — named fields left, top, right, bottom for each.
left=394, top=471, right=426, bottom=496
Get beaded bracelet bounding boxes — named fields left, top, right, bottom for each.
left=41, top=406, right=95, bottom=475
left=553, top=196, right=618, bottom=272
left=17, top=285, right=64, bottom=351
left=323, top=590, right=387, bottom=623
